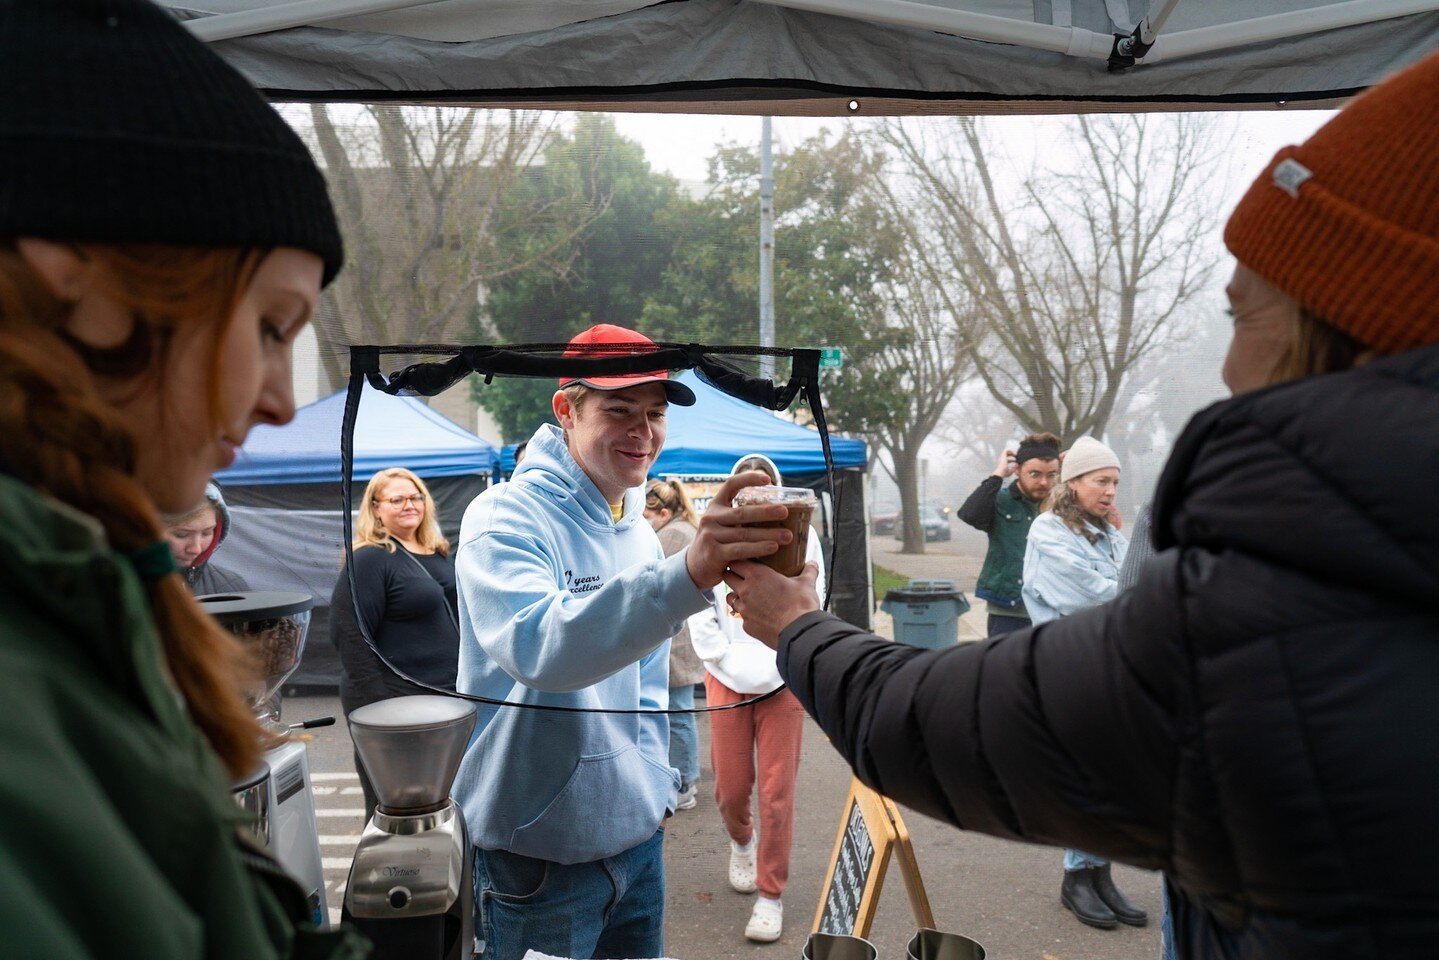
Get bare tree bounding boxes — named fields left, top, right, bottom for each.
left=935, top=382, right=1028, bottom=474
left=881, top=114, right=1222, bottom=444
left=837, top=242, right=975, bottom=554
left=306, top=105, right=605, bottom=388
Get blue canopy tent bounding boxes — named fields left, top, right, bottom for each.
left=499, top=370, right=866, bottom=477
left=213, top=387, right=499, bottom=687
left=220, top=387, right=499, bottom=485
left=501, top=371, right=874, bottom=627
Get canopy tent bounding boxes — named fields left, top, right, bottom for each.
left=167, top=1, right=1439, bottom=114
left=213, top=387, right=498, bottom=687
left=661, top=369, right=868, bottom=476
left=218, top=386, right=499, bottom=485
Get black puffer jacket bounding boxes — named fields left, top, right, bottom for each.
left=778, top=344, right=1439, bottom=959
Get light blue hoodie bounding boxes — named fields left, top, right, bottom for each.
left=452, top=424, right=711, bottom=864
left=1021, top=510, right=1129, bottom=625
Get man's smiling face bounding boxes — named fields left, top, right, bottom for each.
left=555, top=382, right=669, bottom=504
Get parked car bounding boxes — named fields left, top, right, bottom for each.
left=870, top=502, right=899, bottom=536
left=920, top=500, right=952, bottom=542
left=871, top=500, right=951, bottom=541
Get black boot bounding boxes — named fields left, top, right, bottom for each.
left=1061, top=868, right=1118, bottom=929
left=1092, top=863, right=1148, bottom=927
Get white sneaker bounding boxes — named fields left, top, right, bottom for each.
left=676, top=783, right=698, bottom=811
left=729, top=840, right=758, bottom=893
left=745, top=899, right=783, bottom=943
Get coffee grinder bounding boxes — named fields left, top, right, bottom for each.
left=342, top=695, right=478, bottom=960
left=201, top=591, right=330, bottom=927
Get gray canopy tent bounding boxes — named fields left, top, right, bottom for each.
left=165, top=1, right=1439, bottom=112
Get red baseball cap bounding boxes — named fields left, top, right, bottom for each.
left=557, top=324, right=696, bottom=405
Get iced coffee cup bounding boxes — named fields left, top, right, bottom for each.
left=732, top=485, right=817, bottom=577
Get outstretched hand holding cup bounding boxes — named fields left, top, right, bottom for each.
left=686, top=471, right=797, bottom=590
left=722, top=561, right=822, bottom=648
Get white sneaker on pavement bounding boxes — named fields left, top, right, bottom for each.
left=745, top=898, right=783, bottom=943
left=676, top=783, right=698, bottom=810
left=729, top=839, right=758, bottom=893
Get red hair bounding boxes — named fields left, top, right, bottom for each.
left=0, top=241, right=271, bottom=777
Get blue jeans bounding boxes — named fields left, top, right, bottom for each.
left=987, top=614, right=1029, bottom=637
left=474, top=829, right=665, bottom=960
left=1063, top=848, right=1108, bottom=871
left=1160, top=875, right=1177, bottom=960
left=668, top=683, right=700, bottom=790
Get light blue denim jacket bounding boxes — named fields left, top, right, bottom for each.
left=1021, top=511, right=1130, bottom=625
left=452, top=425, right=711, bottom=865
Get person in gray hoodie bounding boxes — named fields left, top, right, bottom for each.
left=162, top=481, right=249, bottom=595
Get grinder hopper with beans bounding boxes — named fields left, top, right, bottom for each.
left=199, top=591, right=314, bottom=733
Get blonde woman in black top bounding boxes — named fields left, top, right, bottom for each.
left=330, top=467, right=459, bottom=819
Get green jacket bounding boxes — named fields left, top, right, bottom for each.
left=0, top=475, right=369, bottom=960
left=956, top=475, right=1040, bottom=616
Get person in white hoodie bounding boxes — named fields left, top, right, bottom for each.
left=452, top=325, right=799, bottom=960
left=688, top=454, right=826, bottom=944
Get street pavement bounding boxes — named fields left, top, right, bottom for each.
left=283, top=513, right=1158, bottom=958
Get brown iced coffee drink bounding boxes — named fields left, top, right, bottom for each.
left=732, top=485, right=817, bottom=577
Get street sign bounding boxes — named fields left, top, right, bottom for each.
left=820, top=347, right=844, bottom=370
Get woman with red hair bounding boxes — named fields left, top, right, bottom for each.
left=0, top=2, right=364, bottom=956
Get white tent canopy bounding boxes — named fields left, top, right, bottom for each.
left=164, top=0, right=1439, bottom=114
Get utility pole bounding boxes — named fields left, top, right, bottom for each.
left=759, top=115, right=775, bottom=381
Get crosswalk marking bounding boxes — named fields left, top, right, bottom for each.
left=318, top=835, right=361, bottom=845
left=312, top=772, right=360, bottom=781
left=316, top=808, right=368, bottom=817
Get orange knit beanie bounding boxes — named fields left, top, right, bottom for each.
left=1224, top=50, right=1439, bottom=354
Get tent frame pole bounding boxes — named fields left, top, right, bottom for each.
left=754, top=0, right=1113, bottom=58
left=185, top=0, right=452, bottom=42
left=1149, top=0, right=1439, bottom=64
left=1109, top=0, right=1183, bottom=71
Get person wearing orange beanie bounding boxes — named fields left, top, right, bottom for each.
left=712, top=49, right=1439, bottom=960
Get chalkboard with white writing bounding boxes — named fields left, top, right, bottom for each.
left=818, top=799, right=875, bottom=934
left=813, top=780, right=935, bottom=939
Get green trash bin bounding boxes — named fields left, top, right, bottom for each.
left=880, top=579, right=970, bottom=648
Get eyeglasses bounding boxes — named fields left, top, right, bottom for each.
left=376, top=494, right=425, bottom=508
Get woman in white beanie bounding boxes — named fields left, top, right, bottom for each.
left=1020, top=436, right=1144, bottom=931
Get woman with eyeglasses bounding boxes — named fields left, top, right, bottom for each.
left=330, top=467, right=460, bottom=820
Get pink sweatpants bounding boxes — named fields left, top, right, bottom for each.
left=705, top=674, right=806, bottom=899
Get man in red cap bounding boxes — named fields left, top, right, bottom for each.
left=450, top=324, right=792, bottom=960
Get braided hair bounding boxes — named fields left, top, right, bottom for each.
left=0, top=242, right=271, bottom=778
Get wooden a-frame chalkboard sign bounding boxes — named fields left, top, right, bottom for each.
left=813, top=778, right=935, bottom=938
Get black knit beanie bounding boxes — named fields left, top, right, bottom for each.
left=0, top=0, right=344, bottom=285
